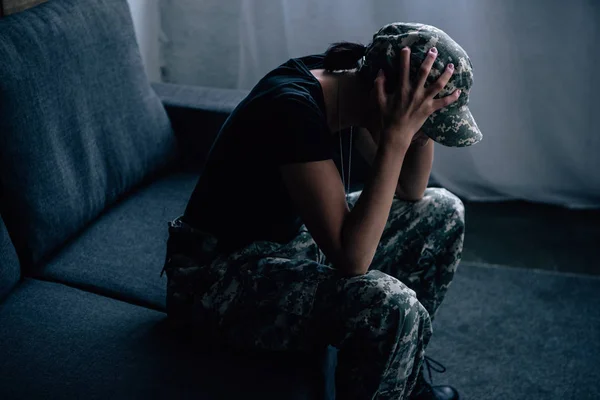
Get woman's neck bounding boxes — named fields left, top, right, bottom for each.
left=311, top=69, right=368, bottom=133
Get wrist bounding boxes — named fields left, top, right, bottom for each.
left=381, top=132, right=413, bottom=152
left=377, top=138, right=410, bottom=163
left=408, top=139, right=432, bottom=152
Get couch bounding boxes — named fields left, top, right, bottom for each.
left=0, top=0, right=338, bottom=398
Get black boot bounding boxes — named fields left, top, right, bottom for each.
left=409, top=356, right=460, bottom=400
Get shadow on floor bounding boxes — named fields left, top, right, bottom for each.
left=462, top=200, right=600, bottom=276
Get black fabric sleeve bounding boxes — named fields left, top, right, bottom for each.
left=272, top=93, right=334, bottom=165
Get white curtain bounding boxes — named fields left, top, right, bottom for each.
left=158, top=0, right=600, bottom=209
left=127, top=0, right=162, bottom=82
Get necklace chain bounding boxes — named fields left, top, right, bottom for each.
left=317, top=78, right=352, bottom=265
left=338, top=80, right=352, bottom=202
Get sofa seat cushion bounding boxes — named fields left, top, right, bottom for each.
left=0, top=214, right=20, bottom=301
left=36, top=171, right=198, bottom=310
left=0, top=279, right=324, bottom=399
left=0, top=0, right=177, bottom=268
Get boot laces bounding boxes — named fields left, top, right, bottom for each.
left=424, top=355, right=447, bottom=385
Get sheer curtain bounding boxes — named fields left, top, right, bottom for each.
left=159, top=0, right=600, bottom=209
left=127, top=0, right=161, bottom=82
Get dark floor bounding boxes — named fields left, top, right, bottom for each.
left=461, top=200, right=600, bottom=277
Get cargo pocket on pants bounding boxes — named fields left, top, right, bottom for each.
left=245, top=258, right=321, bottom=316
left=226, top=258, right=323, bottom=351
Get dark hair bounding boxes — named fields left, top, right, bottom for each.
left=323, top=42, right=367, bottom=71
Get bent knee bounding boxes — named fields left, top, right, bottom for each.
left=420, top=188, right=465, bottom=230
left=341, top=271, right=429, bottom=327
left=423, top=188, right=464, bottom=214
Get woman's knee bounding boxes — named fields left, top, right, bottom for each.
left=340, top=271, right=431, bottom=334
left=419, top=188, right=465, bottom=239
left=423, top=188, right=464, bottom=220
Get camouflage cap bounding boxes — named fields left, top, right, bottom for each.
left=358, top=22, right=482, bottom=147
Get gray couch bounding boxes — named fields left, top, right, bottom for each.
left=0, top=0, right=336, bottom=398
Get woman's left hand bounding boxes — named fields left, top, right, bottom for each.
left=411, top=130, right=430, bottom=147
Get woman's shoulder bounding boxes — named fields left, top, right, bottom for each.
left=246, top=82, right=321, bottom=118
left=253, top=53, right=324, bottom=89
left=293, top=53, right=326, bottom=70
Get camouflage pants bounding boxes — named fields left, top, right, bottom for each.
left=163, top=187, right=465, bottom=399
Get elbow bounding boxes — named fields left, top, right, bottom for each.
left=398, top=193, right=424, bottom=202
left=335, top=223, right=375, bottom=276
left=346, top=264, right=370, bottom=277
left=395, top=186, right=425, bottom=202
left=336, top=255, right=372, bottom=277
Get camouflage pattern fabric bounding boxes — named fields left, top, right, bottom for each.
left=358, top=22, right=483, bottom=147
left=163, top=187, right=465, bottom=399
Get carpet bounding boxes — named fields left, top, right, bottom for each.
left=424, top=261, right=600, bottom=400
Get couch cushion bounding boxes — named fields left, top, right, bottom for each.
left=0, top=0, right=177, bottom=268
left=0, top=279, right=324, bottom=399
left=38, top=171, right=198, bottom=310
left=0, top=214, right=19, bottom=301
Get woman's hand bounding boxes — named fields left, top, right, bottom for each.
left=411, top=130, right=430, bottom=147
left=376, top=46, right=460, bottom=149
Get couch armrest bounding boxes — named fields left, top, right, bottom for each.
left=151, top=82, right=249, bottom=171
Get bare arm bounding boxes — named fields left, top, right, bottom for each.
left=355, top=127, right=433, bottom=201
left=281, top=139, right=410, bottom=276
left=397, top=138, right=433, bottom=201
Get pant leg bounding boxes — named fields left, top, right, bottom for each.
left=323, top=271, right=433, bottom=399
left=163, top=218, right=431, bottom=399
left=346, top=188, right=465, bottom=321
left=163, top=218, right=334, bottom=351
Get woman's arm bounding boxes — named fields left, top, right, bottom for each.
left=280, top=138, right=409, bottom=276
left=355, top=127, right=433, bottom=201
left=396, top=136, right=433, bottom=201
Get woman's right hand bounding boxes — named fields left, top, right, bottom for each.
left=376, top=46, right=461, bottom=148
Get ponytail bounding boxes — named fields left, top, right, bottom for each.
left=323, top=42, right=367, bottom=71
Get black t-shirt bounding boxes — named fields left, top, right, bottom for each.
left=183, top=54, right=334, bottom=251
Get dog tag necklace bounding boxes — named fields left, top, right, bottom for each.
left=338, top=79, right=352, bottom=203
left=315, top=78, right=353, bottom=266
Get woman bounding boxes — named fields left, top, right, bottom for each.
left=163, top=22, right=482, bottom=400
